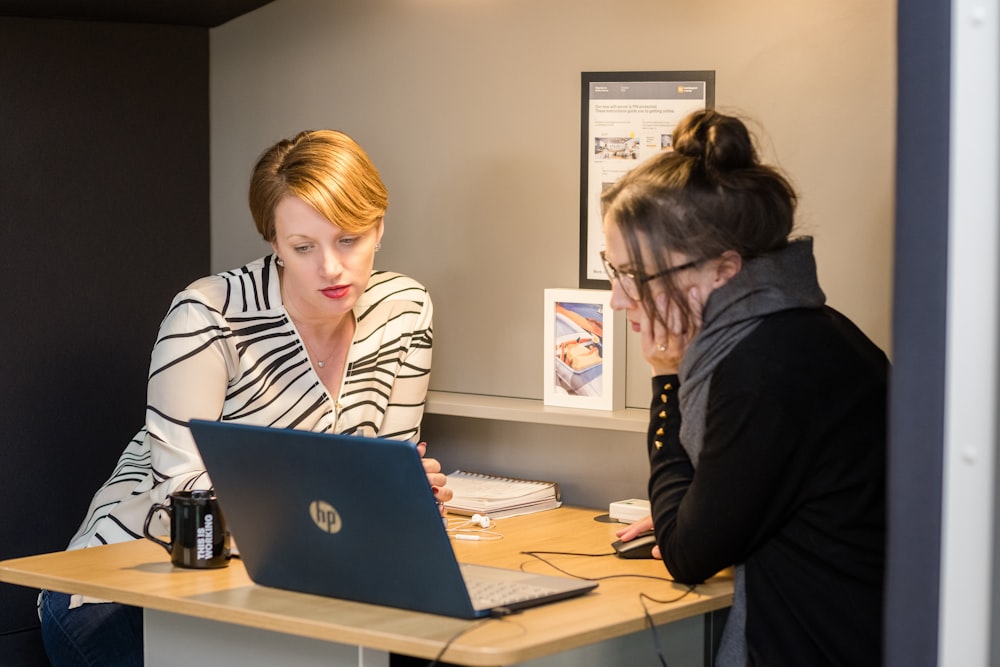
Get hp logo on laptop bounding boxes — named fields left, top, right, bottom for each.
left=309, top=500, right=342, bottom=534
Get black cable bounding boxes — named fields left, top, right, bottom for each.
left=519, top=549, right=699, bottom=667
left=519, top=549, right=682, bottom=584
left=421, top=550, right=698, bottom=667
left=639, top=588, right=697, bottom=667
left=424, top=617, right=494, bottom=667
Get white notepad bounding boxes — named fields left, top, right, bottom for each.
left=444, top=470, right=562, bottom=519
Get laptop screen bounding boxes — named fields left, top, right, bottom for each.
left=189, top=420, right=483, bottom=617
left=189, top=420, right=597, bottom=619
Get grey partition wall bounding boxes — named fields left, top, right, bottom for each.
left=886, top=0, right=949, bottom=661
left=889, top=0, right=1000, bottom=665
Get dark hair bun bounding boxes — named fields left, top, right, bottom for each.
left=673, top=110, right=756, bottom=173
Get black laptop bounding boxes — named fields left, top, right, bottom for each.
left=188, top=420, right=597, bottom=619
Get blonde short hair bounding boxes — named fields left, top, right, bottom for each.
left=249, top=130, right=388, bottom=242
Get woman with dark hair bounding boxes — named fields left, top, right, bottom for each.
left=606, top=110, right=887, bottom=666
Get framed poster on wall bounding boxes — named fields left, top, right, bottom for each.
left=579, top=70, right=715, bottom=289
left=543, top=288, right=624, bottom=411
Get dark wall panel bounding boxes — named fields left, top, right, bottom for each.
left=0, top=17, right=209, bottom=640
left=886, top=0, right=951, bottom=665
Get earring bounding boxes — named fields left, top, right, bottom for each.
left=275, top=256, right=284, bottom=267
left=374, top=243, right=381, bottom=252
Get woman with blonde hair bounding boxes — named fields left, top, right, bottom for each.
left=40, top=130, right=448, bottom=665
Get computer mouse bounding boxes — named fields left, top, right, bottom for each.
left=611, top=530, right=658, bottom=559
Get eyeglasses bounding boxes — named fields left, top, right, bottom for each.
left=600, top=250, right=701, bottom=300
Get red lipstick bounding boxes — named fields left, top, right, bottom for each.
left=321, top=286, right=350, bottom=299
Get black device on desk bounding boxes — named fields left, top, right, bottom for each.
left=611, top=530, right=658, bottom=559
left=189, top=420, right=597, bottom=619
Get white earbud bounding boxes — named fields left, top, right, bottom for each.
left=452, top=530, right=502, bottom=541
left=445, top=515, right=501, bottom=540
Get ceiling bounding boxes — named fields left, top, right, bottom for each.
left=0, top=0, right=275, bottom=27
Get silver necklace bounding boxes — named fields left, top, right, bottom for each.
left=285, top=305, right=353, bottom=371
left=299, top=336, right=336, bottom=368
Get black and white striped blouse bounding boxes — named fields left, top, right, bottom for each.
left=67, top=254, right=432, bottom=553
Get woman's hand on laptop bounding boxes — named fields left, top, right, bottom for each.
left=417, top=442, right=452, bottom=515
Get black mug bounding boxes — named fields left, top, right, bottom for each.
left=143, top=490, right=231, bottom=568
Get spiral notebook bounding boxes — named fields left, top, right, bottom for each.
left=444, top=470, right=562, bottom=519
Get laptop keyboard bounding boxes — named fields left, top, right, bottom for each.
left=458, top=562, right=596, bottom=613
left=466, top=577, right=560, bottom=609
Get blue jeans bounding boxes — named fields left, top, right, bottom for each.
left=39, top=589, right=143, bottom=666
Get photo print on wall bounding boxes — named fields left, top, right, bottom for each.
left=543, top=288, right=624, bottom=411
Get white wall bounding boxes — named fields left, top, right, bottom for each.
left=937, top=1, right=1000, bottom=664
left=210, top=0, right=897, bottom=409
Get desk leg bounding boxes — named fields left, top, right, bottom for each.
left=144, top=609, right=390, bottom=667
left=703, top=608, right=729, bottom=667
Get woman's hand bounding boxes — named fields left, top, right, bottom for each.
left=614, top=514, right=662, bottom=559
left=641, top=287, right=702, bottom=375
left=417, top=442, right=452, bottom=515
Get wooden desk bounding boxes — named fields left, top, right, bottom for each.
left=0, top=507, right=732, bottom=666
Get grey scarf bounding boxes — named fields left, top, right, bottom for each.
left=676, top=237, right=826, bottom=666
